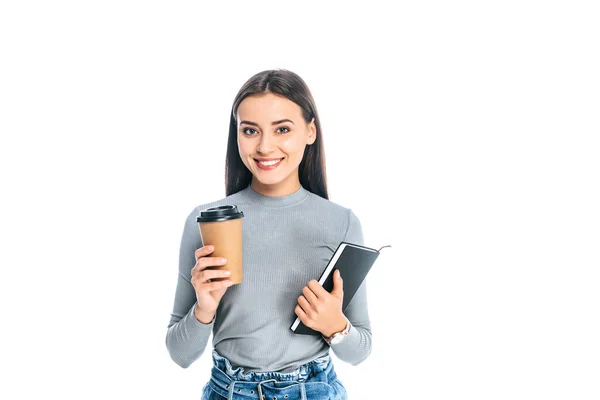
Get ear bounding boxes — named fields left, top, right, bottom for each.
left=307, top=118, right=317, bottom=145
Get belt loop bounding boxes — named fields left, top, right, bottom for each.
left=257, top=379, right=276, bottom=399
left=300, top=382, right=306, bottom=400
left=227, top=381, right=235, bottom=400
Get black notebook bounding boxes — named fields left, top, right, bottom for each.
left=290, top=242, right=390, bottom=336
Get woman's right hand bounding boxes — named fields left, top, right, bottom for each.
left=191, top=245, right=233, bottom=323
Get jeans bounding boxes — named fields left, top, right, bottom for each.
left=201, top=349, right=348, bottom=400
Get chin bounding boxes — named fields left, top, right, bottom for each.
left=253, top=176, right=286, bottom=186
left=252, top=170, right=294, bottom=185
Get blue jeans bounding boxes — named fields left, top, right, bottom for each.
left=201, top=349, right=348, bottom=400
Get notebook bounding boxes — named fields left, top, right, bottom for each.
left=290, top=242, right=390, bottom=335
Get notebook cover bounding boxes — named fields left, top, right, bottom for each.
left=290, top=241, right=380, bottom=335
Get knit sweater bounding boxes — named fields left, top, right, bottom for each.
left=165, top=183, right=372, bottom=372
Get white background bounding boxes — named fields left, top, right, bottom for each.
left=1, top=1, right=598, bottom=399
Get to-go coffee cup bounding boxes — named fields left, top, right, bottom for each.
left=196, top=205, right=244, bottom=285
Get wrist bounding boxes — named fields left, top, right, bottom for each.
left=194, top=303, right=215, bottom=325
left=322, top=315, right=348, bottom=338
left=322, top=316, right=351, bottom=345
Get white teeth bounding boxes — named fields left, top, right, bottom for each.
left=258, top=158, right=282, bottom=166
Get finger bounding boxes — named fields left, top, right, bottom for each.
left=302, top=285, right=319, bottom=306
left=193, top=256, right=227, bottom=274
left=297, top=295, right=314, bottom=316
left=201, top=269, right=232, bottom=282
left=206, top=279, right=233, bottom=291
left=331, top=270, right=344, bottom=296
left=194, top=245, right=214, bottom=261
left=307, top=280, right=328, bottom=299
left=295, top=304, right=309, bottom=323
left=199, top=256, right=227, bottom=268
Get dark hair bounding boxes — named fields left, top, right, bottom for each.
left=225, top=69, right=329, bottom=199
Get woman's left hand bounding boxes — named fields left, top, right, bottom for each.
left=295, top=269, right=347, bottom=338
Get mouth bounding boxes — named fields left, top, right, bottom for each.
left=254, top=157, right=284, bottom=170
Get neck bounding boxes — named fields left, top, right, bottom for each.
left=241, top=182, right=309, bottom=208
left=250, top=178, right=301, bottom=197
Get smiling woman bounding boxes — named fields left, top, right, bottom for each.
left=166, top=69, right=372, bottom=400
left=223, top=69, right=328, bottom=201
left=236, top=93, right=317, bottom=196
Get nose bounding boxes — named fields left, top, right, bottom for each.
left=257, top=132, right=275, bottom=154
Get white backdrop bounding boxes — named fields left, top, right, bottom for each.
left=1, top=1, right=598, bottom=399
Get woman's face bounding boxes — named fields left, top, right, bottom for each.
left=237, top=93, right=316, bottom=196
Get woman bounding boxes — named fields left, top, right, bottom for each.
left=166, top=69, right=372, bottom=400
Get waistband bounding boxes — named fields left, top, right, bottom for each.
left=208, top=350, right=335, bottom=399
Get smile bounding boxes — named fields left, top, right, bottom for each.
left=254, top=158, right=284, bottom=170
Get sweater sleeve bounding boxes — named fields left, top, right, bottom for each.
left=165, top=208, right=215, bottom=368
left=328, top=209, right=373, bottom=365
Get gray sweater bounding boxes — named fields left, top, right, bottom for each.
left=165, top=183, right=372, bottom=372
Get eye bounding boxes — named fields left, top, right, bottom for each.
left=242, top=128, right=257, bottom=135
left=277, top=126, right=290, bottom=134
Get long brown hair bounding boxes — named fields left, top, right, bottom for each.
left=225, top=69, right=328, bottom=199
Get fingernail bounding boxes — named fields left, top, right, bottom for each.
left=224, top=271, right=231, bottom=276
left=226, top=281, right=233, bottom=286
left=221, top=258, right=227, bottom=263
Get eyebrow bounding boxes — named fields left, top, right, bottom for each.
left=239, top=119, right=295, bottom=127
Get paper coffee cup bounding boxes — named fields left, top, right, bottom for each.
left=196, top=205, right=244, bottom=285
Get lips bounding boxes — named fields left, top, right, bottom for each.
left=254, top=157, right=284, bottom=170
